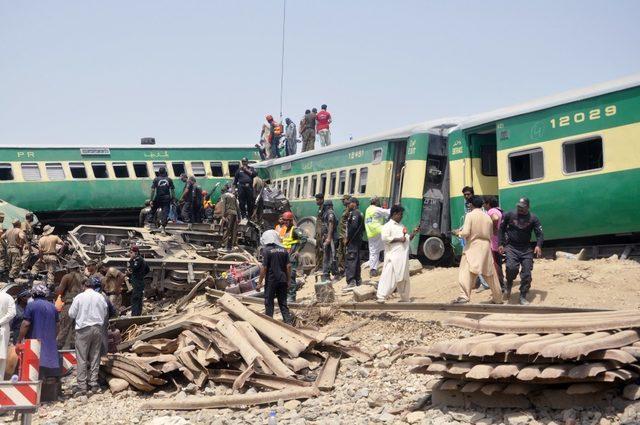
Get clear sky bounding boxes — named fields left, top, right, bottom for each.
left=1, top=1, right=639, bottom=147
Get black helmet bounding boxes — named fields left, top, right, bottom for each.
left=241, top=157, right=249, bottom=162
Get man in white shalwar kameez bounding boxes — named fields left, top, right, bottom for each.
left=0, top=288, right=16, bottom=378
left=452, top=196, right=503, bottom=304
left=376, top=205, right=418, bottom=303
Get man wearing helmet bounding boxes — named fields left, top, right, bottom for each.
left=279, top=211, right=307, bottom=302
left=150, top=166, right=175, bottom=228
left=233, top=157, right=257, bottom=220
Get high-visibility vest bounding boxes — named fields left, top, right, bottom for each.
left=365, top=205, right=384, bottom=238
left=275, top=224, right=287, bottom=238
left=282, top=226, right=298, bottom=251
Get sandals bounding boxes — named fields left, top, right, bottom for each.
left=451, top=297, right=469, bottom=304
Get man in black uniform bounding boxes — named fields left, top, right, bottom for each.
left=150, top=167, right=175, bottom=227
left=257, top=230, right=292, bottom=324
left=336, top=194, right=351, bottom=277
left=233, top=157, right=257, bottom=220
left=320, top=200, right=339, bottom=282
left=498, top=197, right=544, bottom=305
left=344, top=197, right=364, bottom=290
left=126, top=246, right=149, bottom=316
left=313, top=193, right=324, bottom=272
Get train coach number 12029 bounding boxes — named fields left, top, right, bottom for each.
left=549, top=105, right=617, bottom=128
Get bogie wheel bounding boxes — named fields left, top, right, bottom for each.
left=417, top=236, right=455, bottom=267
left=296, top=216, right=317, bottom=239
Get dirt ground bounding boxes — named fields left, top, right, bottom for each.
left=297, top=257, right=640, bottom=311
left=26, top=257, right=640, bottom=425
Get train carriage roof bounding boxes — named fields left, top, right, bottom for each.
left=254, top=116, right=462, bottom=168
left=454, top=72, right=640, bottom=131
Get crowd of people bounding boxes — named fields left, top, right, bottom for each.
left=140, top=158, right=261, bottom=234
left=255, top=104, right=333, bottom=160
left=452, top=186, right=544, bottom=306
left=0, top=236, right=148, bottom=396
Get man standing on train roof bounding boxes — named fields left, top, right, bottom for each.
left=278, top=211, right=307, bottom=302
left=344, top=197, right=364, bottom=290
left=316, top=104, right=332, bottom=147
left=35, top=225, right=64, bottom=284
left=376, top=205, right=419, bottom=303
left=313, top=193, right=325, bottom=272
left=301, top=109, right=316, bottom=152
left=452, top=196, right=503, bottom=305
left=127, top=246, right=149, bottom=316
left=365, top=196, right=390, bottom=277
left=320, top=200, right=339, bottom=282
left=336, top=195, right=351, bottom=277
left=2, top=219, right=26, bottom=282
left=499, top=197, right=544, bottom=305
left=266, top=115, right=282, bottom=159
left=150, top=166, right=175, bottom=229
left=56, top=260, right=85, bottom=349
left=284, top=117, right=297, bottom=156
left=256, top=230, right=292, bottom=324
left=233, top=157, right=257, bottom=221
left=220, top=184, right=239, bottom=251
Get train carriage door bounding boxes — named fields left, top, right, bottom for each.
left=390, top=140, right=407, bottom=204
left=468, top=130, right=498, bottom=198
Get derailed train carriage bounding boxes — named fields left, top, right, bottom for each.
left=256, top=73, right=640, bottom=265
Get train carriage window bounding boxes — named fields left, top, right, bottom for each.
left=21, top=163, right=42, bottom=181
left=302, top=176, right=309, bottom=198
left=210, top=162, right=223, bottom=177
left=329, top=172, right=337, bottom=196
left=171, top=162, right=185, bottom=177
left=283, top=180, right=289, bottom=198
left=0, top=164, right=13, bottom=181
left=310, top=175, right=317, bottom=197
left=295, top=177, right=301, bottom=199
left=228, top=161, right=240, bottom=177
left=277, top=180, right=282, bottom=192
left=372, top=149, right=383, bottom=164
left=113, top=162, right=129, bottom=178
left=191, top=161, right=206, bottom=177
left=358, top=167, right=368, bottom=194
left=69, top=162, right=88, bottom=179
left=563, top=137, right=603, bottom=174
left=91, top=162, right=109, bottom=179
left=338, top=171, right=346, bottom=195
left=508, top=148, right=544, bottom=183
left=45, top=163, right=66, bottom=181
left=348, top=169, right=357, bottom=194
left=481, top=145, right=498, bottom=176
left=289, top=178, right=294, bottom=198
left=152, top=162, right=166, bottom=177
left=319, top=173, right=327, bottom=195
left=133, top=162, right=149, bottom=178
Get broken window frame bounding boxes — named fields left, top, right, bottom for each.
left=508, top=147, right=544, bottom=184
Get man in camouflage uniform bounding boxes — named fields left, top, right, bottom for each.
left=55, top=260, right=86, bottom=349
left=336, top=194, right=351, bottom=277
left=34, top=225, right=63, bottom=284
left=313, top=193, right=324, bottom=272
left=20, top=213, right=35, bottom=268
left=2, top=219, right=25, bottom=281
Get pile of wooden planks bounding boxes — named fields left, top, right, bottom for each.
left=101, top=293, right=369, bottom=406
left=405, top=313, right=640, bottom=409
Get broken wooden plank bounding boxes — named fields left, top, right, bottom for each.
left=208, top=369, right=312, bottom=391
left=315, top=352, right=341, bottom=391
left=175, top=275, right=213, bottom=313
left=141, top=387, right=321, bottom=410
left=235, top=321, right=295, bottom=378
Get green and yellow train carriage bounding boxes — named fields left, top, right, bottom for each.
left=254, top=118, right=460, bottom=264
left=448, top=73, right=640, bottom=255
left=0, top=146, right=259, bottom=226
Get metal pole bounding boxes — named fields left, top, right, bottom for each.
left=279, top=0, right=287, bottom=120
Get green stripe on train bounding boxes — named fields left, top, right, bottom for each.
left=0, top=147, right=258, bottom=162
